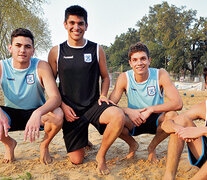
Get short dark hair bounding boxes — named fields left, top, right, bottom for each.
left=128, top=42, right=150, bottom=59
left=11, top=28, right=34, bottom=46
left=64, top=5, right=88, bottom=24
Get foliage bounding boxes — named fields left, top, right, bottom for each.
left=0, top=0, right=52, bottom=59
left=106, top=1, right=207, bottom=76
left=105, top=28, right=140, bottom=72
left=136, top=1, right=207, bottom=76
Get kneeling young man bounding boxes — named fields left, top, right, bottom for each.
left=0, top=28, right=63, bottom=164
left=109, top=42, right=183, bottom=161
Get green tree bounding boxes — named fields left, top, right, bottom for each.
left=105, top=28, right=140, bottom=72
left=0, top=0, right=52, bottom=59
left=136, top=1, right=207, bottom=76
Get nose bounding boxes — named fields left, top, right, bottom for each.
left=20, top=46, right=26, bottom=53
left=73, top=23, right=80, bottom=30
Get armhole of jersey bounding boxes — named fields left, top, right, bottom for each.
left=206, top=100, right=207, bottom=122
left=57, top=45, right=60, bottom=73
left=36, top=60, right=44, bottom=88
left=126, top=72, right=129, bottom=94
left=157, top=69, right=163, bottom=98
left=0, top=61, right=4, bottom=85
left=97, top=44, right=99, bottom=63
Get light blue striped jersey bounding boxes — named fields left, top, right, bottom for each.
left=1, top=57, right=45, bottom=109
left=126, top=68, right=163, bottom=109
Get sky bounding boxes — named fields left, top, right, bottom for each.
left=39, top=0, right=207, bottom=59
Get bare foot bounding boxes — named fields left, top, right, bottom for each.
left=161, top=119, right=182, bottom=134
left=40, top=143, right=52, bottom=165
left=125, top=141, right=139, bottom=159
left=3, top=139, right=17, bottom=163
left=147, top=146, right=158, bottom=163
left=96, top=155, right=110, bottom=175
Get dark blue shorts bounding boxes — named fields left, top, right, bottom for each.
left=62, top=101, right=114, bottom=153
left=188, top=136, right=207, bottom=168
left=129, top=113, right=162, bottom=136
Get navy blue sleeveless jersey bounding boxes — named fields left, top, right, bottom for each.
left=58, top=40, right=100, bottom=115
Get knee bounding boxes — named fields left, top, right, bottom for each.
left=164, top=111, right=178, bottom=120
left=70, top=156, right=84, bottom=165
left=68, top=150, right=84, bottom=165
left=53, top=108, right=64, bottom=128
left=110, top=108, right=125, bottom=128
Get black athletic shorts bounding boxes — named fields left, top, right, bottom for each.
left=62, top=101, right=114, bottom=153
left=1, top=106, right=37, bottom=131
left=188, top=136, right=207, bottom=168
left=129, top=113, right=162, bottom=136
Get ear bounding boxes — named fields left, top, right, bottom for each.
left=8, top=44, right=12, bottom=53
left=64, top=21, right=67, bottom=30
left=32, top=47, right=35, bottom=56
left=148, top=57, right=151, bottom=64
left=129, top=60, right=133, bottom=68
left=85, top=24, right=88, bottom=31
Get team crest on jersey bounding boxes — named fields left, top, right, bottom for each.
left=147, top=86, right=156, bottom=96
left=84, top=53, right=92, bottom=63
left=26, top=74, right=35, bottom=84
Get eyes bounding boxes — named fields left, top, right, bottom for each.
left=68, top=21, right=85, bottom=27
left=15, top=43, right=32, bottom=49
left=131, top=57, right=147, bottom=63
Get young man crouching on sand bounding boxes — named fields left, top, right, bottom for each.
left=0, top=28, right=63, bottom=164
left=109, top=42, right=183, bottom=162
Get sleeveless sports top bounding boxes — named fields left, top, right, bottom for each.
left=126, top=68, right=164, bottom=109
left=1, top=57, right=45, bottom=109
left=57, top=40, right=100, bottom=115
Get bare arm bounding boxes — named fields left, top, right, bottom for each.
left=146, top=69, right=183, bottom=114
left=109, top=73, right=146, bottom=126
left=24, top=61, right=61, bottom=142
left=98, top=45, right=110, bottom=104
left=48, top=45, right=58, bottom=79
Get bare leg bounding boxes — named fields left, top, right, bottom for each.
left=148, top=125, right=168, bottom=162
left=119, top=127, right=139, bottom=159
left=162, top=115, right=195, bottom=180
left=40, top=108, right=63, bottom=164
left=119, top=116, right=139, bottom=159
left=148, top=112, right=178, bottom=162
left=190, top=161, right=207, bottom=180
left=96, top=106, right=125, bottom=175
left=1, top=135, right=17, bottom=163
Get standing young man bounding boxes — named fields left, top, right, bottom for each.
left=109, top=42, right=183, bottom=161
left=48, top=5, right=125, bottom=175
left=0, top=28, right=63, bottom=164
left=162, top=100, right=207, bottom=180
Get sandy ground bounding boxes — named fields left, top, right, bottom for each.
left=0, top=89, right=207, bottom=180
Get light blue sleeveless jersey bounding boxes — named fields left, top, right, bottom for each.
left=1, top=58, right=46, bottom=109
left=126, top=68, right=163, bottom=109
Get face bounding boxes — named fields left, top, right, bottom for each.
left=64, top=15, right=88, bottom=45
left=129, top=51, right=151, bottom=76
left=8, top=36, right=34, bottom=68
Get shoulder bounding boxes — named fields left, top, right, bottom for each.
left=117, top=72, right=128, bottom=85
left=49, top=45, right=58, bottom=56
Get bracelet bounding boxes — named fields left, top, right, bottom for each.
left=100, top=95, right=107, bottom=98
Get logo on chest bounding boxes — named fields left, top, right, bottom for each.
left=26, top=74, right=35, bottom=84
left=84, top=53, right=92, bottom=63
left=147, top=86, right=156, bottom=96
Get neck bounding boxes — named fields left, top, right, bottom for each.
left=134, top=71, right=149, bottom=83
left=68, top=38, right=86, bottom=47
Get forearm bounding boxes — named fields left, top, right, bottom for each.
left=35, top=95, right=61, bottom=116
left=100, top=76, right=110, bottom=96
left=149, top=100, right=183, bottom=114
